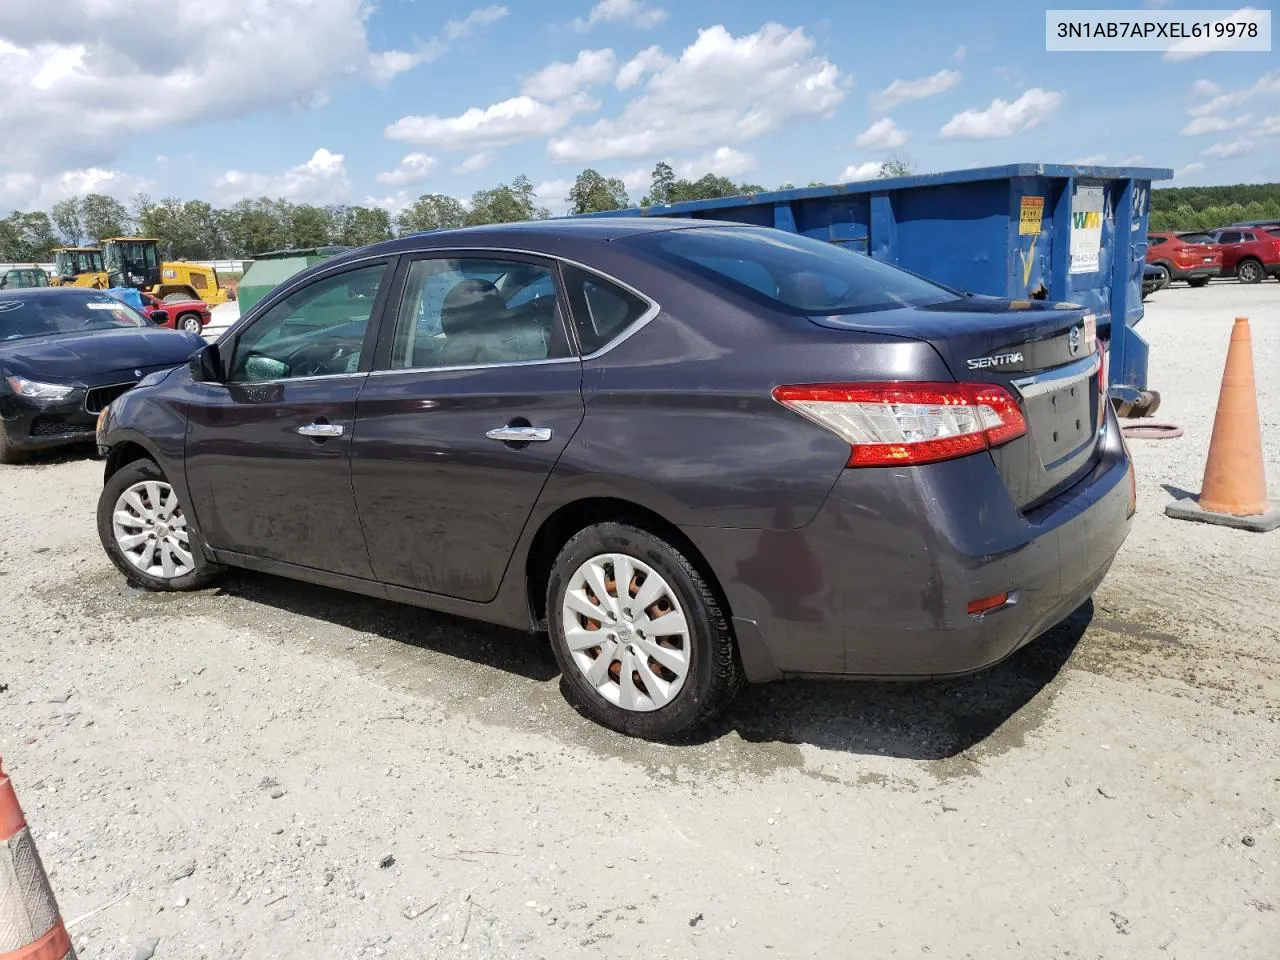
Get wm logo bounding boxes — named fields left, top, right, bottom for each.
left=1072, top=211, right=1103, bottom=229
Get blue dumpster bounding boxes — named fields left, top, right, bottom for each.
left=575, top=163, right=1173, bottom=400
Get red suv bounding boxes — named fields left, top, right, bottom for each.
left=1209, top=227, right=1280, bottom=284
left=1145, top=232, right=1222, bottom=287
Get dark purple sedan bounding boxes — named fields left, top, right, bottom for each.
left=94, top=219, right=1135, bottom=738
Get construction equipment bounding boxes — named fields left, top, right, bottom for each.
left=50, top=247, right=109, bottom=288
left=100, top=237, right=235, bottom=305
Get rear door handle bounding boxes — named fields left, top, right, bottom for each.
left=297, top=422, right=345, bottom=438
left=485, top=425, right=552, bottom=442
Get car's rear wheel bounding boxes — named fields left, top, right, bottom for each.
left=178, top=313, right=203, bottom=333
left=1237, top=259, right=1264, bottom=284
left=546, top=522, right=743, bottom=739
left=1187, top=276, right=1210, bottom=288
left=97, top=458, right=222, bottom=591
left=1150, top=264, right=1170, bottom=288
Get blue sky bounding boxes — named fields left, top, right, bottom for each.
left=0, top=0, right=1276, bottom=215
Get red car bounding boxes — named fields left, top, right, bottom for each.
left=140, top=292, right=211, bottom=333
left=1145, top=231, right=1222, bottom=287
left=1208, top=227, right=1280, bottom=284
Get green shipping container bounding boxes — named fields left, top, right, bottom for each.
left=236, top=246, right=349, bottom=314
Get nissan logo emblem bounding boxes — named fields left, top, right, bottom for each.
left=1068, top=325, right=1082, bottom=355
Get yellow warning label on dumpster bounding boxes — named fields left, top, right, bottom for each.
left=1019, top=196, right=1044, bottom=235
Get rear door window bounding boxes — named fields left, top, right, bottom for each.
left=1217, top=231, right=1242, bottom=244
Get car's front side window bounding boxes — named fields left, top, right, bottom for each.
left=388, top=257, right=572, bottom=370
left=228, top=262, right=388, bottom=382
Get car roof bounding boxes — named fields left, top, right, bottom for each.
left=0, top=286, right=106, bottom=299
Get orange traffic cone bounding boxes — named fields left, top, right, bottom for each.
left=1166, top=317, right=1279, bottom=532
left=0, top=757, right=77, bottom=960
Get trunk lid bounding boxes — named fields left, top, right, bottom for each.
left=807, top=295, right=1103, bottom=510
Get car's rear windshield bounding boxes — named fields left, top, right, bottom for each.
left=0, top=292, right=148, bottom=342
left=624, top=226, right=959, bottom=314
left=1176, top=232, right=1216, bottom=244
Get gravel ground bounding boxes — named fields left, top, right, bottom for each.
left=2, top=281, right=1277, bottom=960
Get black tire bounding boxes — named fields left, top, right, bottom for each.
left=1186, top=276, right=1210, bottom=288
left=1237, top=259, right=1264, bottom=284
left=97, top=458, right=223, bottom=591
left=0, top=422, right=27, bottom=465
left=177, top=313, right=203, bottom=333
left=546, top=522, right=743, bottom=739
left=1151, top=264, right=1171, bottom=289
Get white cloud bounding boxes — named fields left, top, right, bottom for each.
left=547, top=24, right=845, bottom=163
left=0, top=1, right=505, bottom=192
left=453, top=152, right=494, bottom=174
left=676, top=146, right=756, bottom=179
left=522, top=49, right=616, bottom=101
left=215, top=147, right=350, bottom=203
left=444, top=5, right=509, bottom=41
left=533, top=178, right=574, bottom=215
left=386, top=92, right=599, bottom=151
left=1071, top=154, right=1107, bottom=165
left=1187, top=71, right=1280, bottom=117
left=1165, top=7, right=1266, bottom=60
left=939, top=88, right=1063, bottom=140
left=366, top=191, right=414, bottom=215
left=618, top=167, right=650, bottom=195
left=954, top=44, right=967, bottom=62
left=1257, top=115, right=1280, bottom=137
left=1202, top=137, right=1254, bottom=159
left=0, top=166, right=153, bottom=210
left=375, top=153, right=438, bottom=186
left=1180, top=113, right=1252, bottom=136
left=1175, top=161, right=1206, bottom=178
left=870, top=69, right=962, bottom=111
left=1190, top=79, right=1222, bottom=98
left=571, top=0, right=668, bottom=32
left=615, top=45, right=669, bottom=90
left=854, top=117, right=908, bottom=150
left=369, top=44, right=447, bottom=86
left=838, top=161, right=884, bottom=182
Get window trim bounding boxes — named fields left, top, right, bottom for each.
left=219, top=255, right=397, bottom=384
left=366, top=246, right=660, bottom=375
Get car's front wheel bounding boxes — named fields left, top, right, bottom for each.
left=546, top=523, right=743, bottom=739
left=1150, top=264, right=1170, bottom=289
left=0, top=422, right=26, bottom=465
left=97, top=458, right=223, bottom=591
left=178, top=313, right=203, bottom=334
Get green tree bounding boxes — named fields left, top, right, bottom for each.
left=466, top=174, right=549, bottom=225
left=223, top=198, right=290, bottom=256
left=878, top=153, right=916, bottom=178
left=396, top=193, right=468, bottom=234
left=287, top=204, right=330, bottom=248
left=81, top=193, right=132, bottom=242
left=0, top=212, right=59, bottom=261
left=51, top=198, right=85, bottom=246
left=568, top=168, right=629, bottom=214
left=335, top=206, right=393, bottom=247
left=641, top=161, right=677, bottom=206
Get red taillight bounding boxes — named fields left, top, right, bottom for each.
left=771, top=381, right=1028, bottom=467
left=967, top=592, right=1010, bottom=616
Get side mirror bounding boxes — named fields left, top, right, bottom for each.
left=149, top=309, right=170, bottom=325
left=188, top=342, right=224, bottom=383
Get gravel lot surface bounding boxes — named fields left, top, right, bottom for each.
left=2, top=281, right=1277, bottom=960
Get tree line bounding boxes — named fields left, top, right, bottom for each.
left=0, top=161, right=795, bottom=264
left=1148, top=182, right=1280, bottom=232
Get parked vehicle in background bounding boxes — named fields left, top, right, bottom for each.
left=0, top=268, right=51, bottom=290
left=1141, top=264, right=1164, bottom=300
left=0, top=288, right=202, bottom=463
left=140, top=291, right=210, bottom=333
left=50, top=247, right=108, bottom=288
left=1209, top=227, right=1280, bottom=284
left=101, top=238, right=237, bottom=305
left=93, top=219, right=1135, bottom=738
left=1144, top=231, right=1221, bottom=287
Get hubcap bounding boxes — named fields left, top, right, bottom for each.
left=1241, top=262, right=1261, bottom=282
left=183, top=317, right=202, bottom=332
left=561, top=553, right=691, bottom=712
left=112, top=480, right=194, bottom=579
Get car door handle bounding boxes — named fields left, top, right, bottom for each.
left=485, top=425, right=552, bottom=442
left=297, top=423, right=345, bottom=438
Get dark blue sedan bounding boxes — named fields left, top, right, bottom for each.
left=93, top=219, right=1135, bottom=738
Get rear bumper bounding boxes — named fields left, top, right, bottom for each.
left=687, top=406, right=1134, bottom=680
left=1173, top=265, right=1219, bottom=280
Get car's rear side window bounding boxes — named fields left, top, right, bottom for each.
left=626, top=226, right=957, bottom=315
left=561, top=265, right=651, bottom=355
